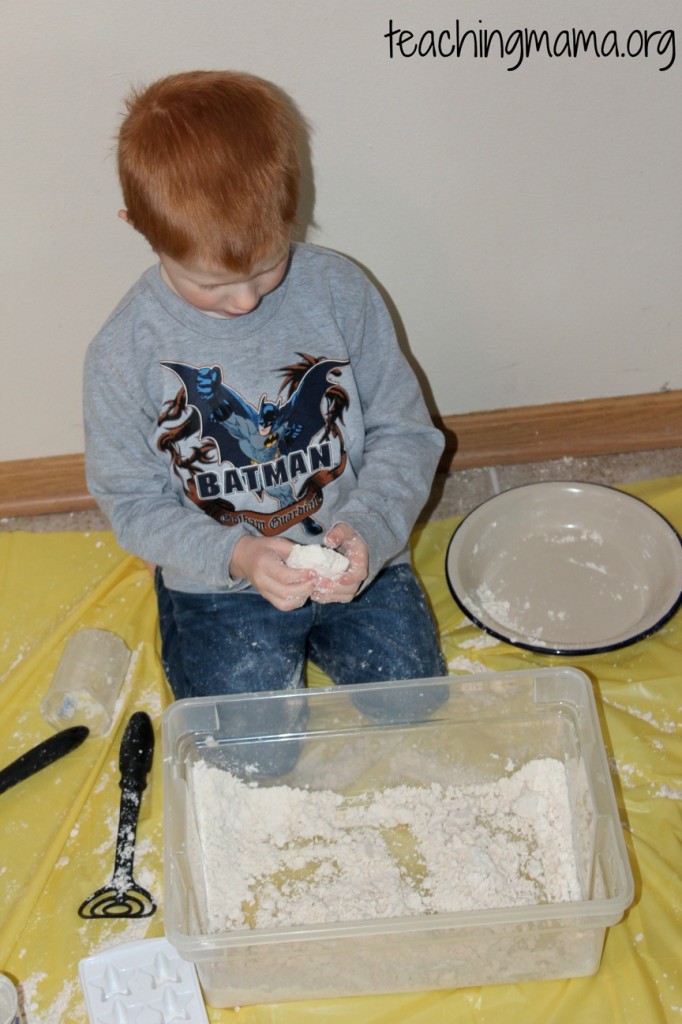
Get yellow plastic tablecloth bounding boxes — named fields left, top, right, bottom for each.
left=1, top=475, right=680, bottom=1023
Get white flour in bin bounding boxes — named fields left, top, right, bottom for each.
left=189, top=757, right=582, bottom=932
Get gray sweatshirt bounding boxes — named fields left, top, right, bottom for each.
left=83, top=243, right=444, bottom=593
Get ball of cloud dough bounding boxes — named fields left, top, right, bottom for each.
left=286, top=543, right=350, bottom=579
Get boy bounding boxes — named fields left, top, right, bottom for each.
left=84, top=70, right=446, bottom=702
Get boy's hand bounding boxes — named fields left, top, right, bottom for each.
left=311, top=523, right=368, bottom=604
left=230, top=535, right=317, bottom=611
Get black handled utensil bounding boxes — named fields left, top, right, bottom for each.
left=0, top=725, right=89, bottom=795
left=78, top=711, right=157, bottom=918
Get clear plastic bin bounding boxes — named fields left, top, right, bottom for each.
left=162, top=668, right=633, bottom=1008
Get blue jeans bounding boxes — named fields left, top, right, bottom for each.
left=155, top=563, right=446, bottom=701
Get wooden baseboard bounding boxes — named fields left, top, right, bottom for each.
left=436, top=388, right=682, bottom=470
left=1, top=390, right=680, bottom=517
left=0, top=453, right=96, bottom=518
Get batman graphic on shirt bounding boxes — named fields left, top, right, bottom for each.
left=157, top=354, right=350, bottom=535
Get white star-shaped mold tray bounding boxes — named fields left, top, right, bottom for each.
left=79, top=937, right=209, bottom=1023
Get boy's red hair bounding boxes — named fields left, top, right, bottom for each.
left=117, top=70, right=300, bottom=272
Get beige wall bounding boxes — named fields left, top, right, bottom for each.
left=2, top=0, right=680, bottom=461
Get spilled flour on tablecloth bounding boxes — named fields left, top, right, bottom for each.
left=190, top=757, right=581, bottom=933
left=457, top=633, right=501, bottom=650
left=18, top=974, right=80, bottom=1024
left=602, top=697, right=679, bottom=734
left=447, top=655, right=492, bottom=674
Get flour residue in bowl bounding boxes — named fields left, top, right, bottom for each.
left=190, top=757, right=581, bottom=933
